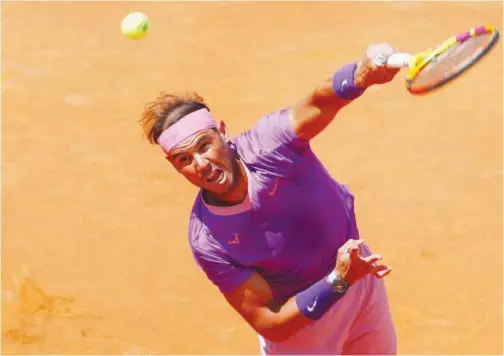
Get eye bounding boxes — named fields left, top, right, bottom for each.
left=178, top=156, right=192, bottom=165
left=199, top=142, right=211, bottom=152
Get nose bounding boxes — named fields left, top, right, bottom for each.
left=194, top=154, right=210, bottom=173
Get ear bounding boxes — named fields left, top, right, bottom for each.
left=217, top=120, right=230, bottom=142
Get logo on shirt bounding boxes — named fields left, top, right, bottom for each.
left=265, top=231, right=285, bottom=256
left=228, top=233, right=240, bottom=245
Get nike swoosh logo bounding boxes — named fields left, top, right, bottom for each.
left=341, top=79, right=348, bottom=91
left=268, top=178, right=280, bottom=196
left=307, top=298, right=317, bottom=312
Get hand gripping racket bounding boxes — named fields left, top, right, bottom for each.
left=372, top=25, right=500, bottom=94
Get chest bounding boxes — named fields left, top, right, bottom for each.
left=208, top=212, right=313, bottom=268
left=205, top=173, right=341, bottom=266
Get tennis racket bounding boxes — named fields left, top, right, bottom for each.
left=372, top=25, right=500, bottom=94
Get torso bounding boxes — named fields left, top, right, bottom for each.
left=189, top=109, right=359, bottom=302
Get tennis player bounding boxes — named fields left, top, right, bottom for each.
left=140, top=43, right=400, bottom=354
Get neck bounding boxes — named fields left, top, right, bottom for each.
left=203, top=159, right=248, bottom=207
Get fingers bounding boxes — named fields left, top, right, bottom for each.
left=374, top=267, right=392, bottom=278
left=366, top=42, right=396, bottom=61
left=365, top=42, right=401, bottom=81
left=349, top=245, right=362, bottom=260
left=345, top=238, right=364, bottom=248
left=345, top=239, right=393, bottom=278
left=366, top=43, right=395, bottom=68
left=362, top=253, right=382, bottom=264
left=364, top=254, right=392, bottom=278
left=342, top=238, right=364, bottom=252
left=365, top=264, right=392, bottom=279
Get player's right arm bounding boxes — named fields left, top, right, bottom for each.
left=289, top=43, right=400, bottom=142
left=222, top=239, right=392, bottom=342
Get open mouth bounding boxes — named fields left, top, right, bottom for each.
left=205, top=169, right=224, bottom=184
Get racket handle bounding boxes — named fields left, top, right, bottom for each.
left=372, top=52, right=413, bottom=68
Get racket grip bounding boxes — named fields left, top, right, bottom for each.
left=372, top=52, right=413, bottom=68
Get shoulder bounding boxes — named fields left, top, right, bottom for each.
left=188, top=195, right=212, bottom=249
left=187, top=197, right=227, bottom=258
left=186, top=200, right=254, bottom=293
left=232, top=108, right=310, bottom=165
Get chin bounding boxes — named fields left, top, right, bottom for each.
left=209, top=183, right=232, bottom=195
left=207, top=179, right=233, bottom=196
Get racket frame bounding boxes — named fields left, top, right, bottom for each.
left=405, top=25, right=500, bottom=94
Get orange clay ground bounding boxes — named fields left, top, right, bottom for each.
left=1, top=2, right=502, bottom=355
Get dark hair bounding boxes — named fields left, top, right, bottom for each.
left=139, top=91, right=210, bottom=144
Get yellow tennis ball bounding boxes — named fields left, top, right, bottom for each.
left=121, top=12, right=149, bottom=40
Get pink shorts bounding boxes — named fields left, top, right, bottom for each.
left=258, top=246, right=397, bottom=355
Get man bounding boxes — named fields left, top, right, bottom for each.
left=140, top=43, right=400, bottom=354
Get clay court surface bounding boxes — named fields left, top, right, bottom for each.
left=1, top=1, right=502, bottom=354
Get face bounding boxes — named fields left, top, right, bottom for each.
left=166, top=123, right=238, bottom=195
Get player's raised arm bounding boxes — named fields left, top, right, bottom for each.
left=223, top=239, right=391, bottom=342
left=290, top=43, right=400, bottom=141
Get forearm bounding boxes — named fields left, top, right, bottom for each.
left=291, top=61, right=367, bottom=141
left=254, top=271, right=347, bottom=342
left=291, top=43, right=399, bottom=141
left=228, top=240, right=388, bottom=342
left=254, top=295, right=311, bottom=342
left=309, top=61, right=366, bottom=107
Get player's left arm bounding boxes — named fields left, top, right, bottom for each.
left=290, top=43, right=400, bottom=141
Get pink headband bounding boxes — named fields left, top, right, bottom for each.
left=157, top=108, right=217, bottom=153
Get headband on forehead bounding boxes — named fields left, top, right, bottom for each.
left=157, top=108, right=217, bottom=154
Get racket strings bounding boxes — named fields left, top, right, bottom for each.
left=410, top=32, right=495, bottom=91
